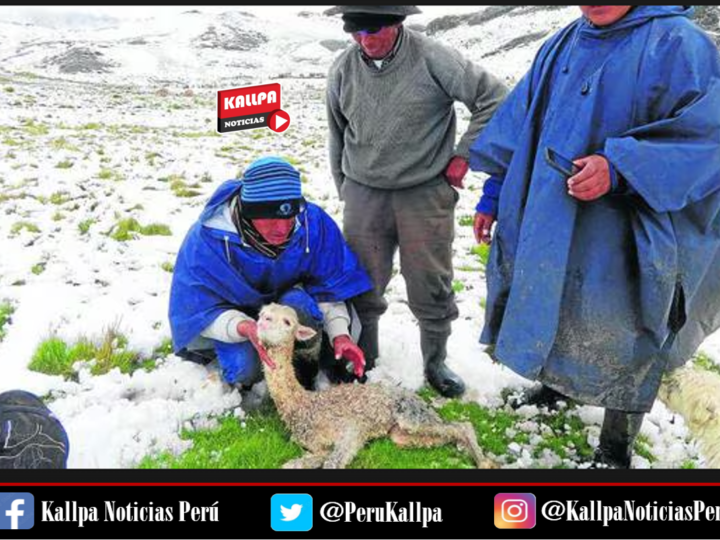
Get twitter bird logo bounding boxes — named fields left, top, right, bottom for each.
left=271, top=494, right=313, bottom=531
left=281, top=504, right=302, bottom=521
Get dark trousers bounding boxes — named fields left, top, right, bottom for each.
left=343, top=178, right=460, bottom=350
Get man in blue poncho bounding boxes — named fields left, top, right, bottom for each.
left=469, top=6, right=720, bottom=468
left=169, top=157, right=373, bottom=401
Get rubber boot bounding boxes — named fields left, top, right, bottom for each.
left=592, top=409, right=645, bottom=469
left=356, top=319, right=379, bottom=383
left=421, top=328, right=465, bottom=398
left=510, top=384, right=570, bottom=410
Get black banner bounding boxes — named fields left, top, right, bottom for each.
left=217, top=112, right=269, bottom=133
left=3, top=483, right=720, bottom=538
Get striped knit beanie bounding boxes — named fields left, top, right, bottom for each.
left=240, top=157, right=304, bottom=219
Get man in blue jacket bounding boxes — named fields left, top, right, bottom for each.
left=169, top=157, right=373, bottom=399
left=469, top=6, right=720, bottom=468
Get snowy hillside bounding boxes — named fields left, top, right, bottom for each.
left=0, top=6, right=719, bottom=469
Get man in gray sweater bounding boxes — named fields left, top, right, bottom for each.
left=325, top=6, right=508, bottom=397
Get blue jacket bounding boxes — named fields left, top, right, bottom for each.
left=469, top=6, right=720, bottom=411
left=169, top=180, right=373, bottom=351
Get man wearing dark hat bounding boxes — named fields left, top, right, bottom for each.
left=325, top=6, right=508, bottom=398
left=169, top=157, right=373, bottom=402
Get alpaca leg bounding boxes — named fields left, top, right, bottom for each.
left=391, top=420, right=497, bottom=469
left=282, top=452, right=327, bottom=469
left=322, top=428, right=365, bottom=469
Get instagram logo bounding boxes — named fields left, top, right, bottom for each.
left=494, top=493, right=536, bottom=529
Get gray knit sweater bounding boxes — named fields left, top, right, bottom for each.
left=326, top=28, right=508, bottom=194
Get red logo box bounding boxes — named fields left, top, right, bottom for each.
left=217, top=83, right=282, bottom=133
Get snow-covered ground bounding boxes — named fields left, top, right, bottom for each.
left=0, top=5, right=718, bottom=469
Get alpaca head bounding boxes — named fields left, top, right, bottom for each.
left=257, top=303, right=317, bottom=350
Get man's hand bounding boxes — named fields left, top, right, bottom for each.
left=237, top=320, right=275, bottom=369
left=474, top=212, right=495, bottom=245
left=333, top=335, right=365, bottom=378
left=568, top=155, right=611, bottom=201
left=444, top=156, right=469, bottom=189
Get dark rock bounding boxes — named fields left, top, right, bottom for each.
left=194, top=25, right=268, bottom=51
left=482, top=30, right=550, bottom=58
left=319, top=39, right=349, bottom=52
left=467, top=6, right=519, bottom=26
left=694, top=5, right=719, bottom=31
left=426, top=14, right=474, bottom=36
left=43, top=47, right=116, bottom=74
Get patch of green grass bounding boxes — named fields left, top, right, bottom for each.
left=145, top=151, right=161, bottom=166
left=10, top=221, right=40, bottom=236
left=680, top=459, right=697, bottom=469
left=4, top=86, right=14, bottom=93
left=98, top=168, right=123, bottom=181
left=29, top=329, right=156, bottom=380
left=108, top=218, right=172, bottom=241
left=153, top=338, right=174, bottom=357
left=78, top=218, right=95, bottom=235
left=138, top=412, right=302, bottom=469
left=693, top=352, right=720, bottom=376
left=29, top=337, right=79, bottom=379
left=49, top=191, right=71, bottom=205
left=169, top=176, right=202, bottom=198
left=470, top=243, right=490, bottom=268
left=2, top=137, right=22, bottom=147
left=173, top=130, right=220, bottom=138
left=21, top=119, right=48, bottom=136
left=142, top=223, right=172, bottom=236
left=0, top=300, right=15, bottom=341
left=31, top=262, right=46, bottom=275
left=452, top=280, right=465, bottom=293
left=51, top=137, right=79, bottom=151
left=634, top=434, right=656, bottom=463
left=55, top=159, right=74, bottom=169
left=82, top=122, right=102, bottom=130
left=458, top=215, right=474, bottom=227
left=161, top=261, right=174, bottom=273
left=52, top=211, right=65, bottom=222
left=531, top=409, right=593, bottom=462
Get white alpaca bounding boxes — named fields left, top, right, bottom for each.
left=658, top=364, right=720, bottom=468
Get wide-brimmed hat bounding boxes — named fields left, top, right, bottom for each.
left=324, top=6, right=422, bottom=17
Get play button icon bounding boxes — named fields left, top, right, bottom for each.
left=268, top=109, right=291, bottom=133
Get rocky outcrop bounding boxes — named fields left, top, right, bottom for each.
left=43, top=47, right=116, bottom=74
left=194, top=25, right=268, bottom=51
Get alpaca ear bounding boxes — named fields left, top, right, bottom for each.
left=295, top=325, right=317, bottom=342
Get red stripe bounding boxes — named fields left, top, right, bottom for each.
left=0, top=483, right=718, bottom=487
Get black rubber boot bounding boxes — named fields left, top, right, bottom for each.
left=592, top=409, right=645, bottom=469
left=319, top=333, right=357, bottom=385
left=356, top=319, right=379, bottom=382
left=421, top=329, right=465, bottom=398
left=510, top=384, right=570, bottom=410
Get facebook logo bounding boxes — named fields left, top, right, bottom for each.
left=0, top=493, right=34, bottom=529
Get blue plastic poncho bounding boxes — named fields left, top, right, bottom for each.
left=169, top=179, right=373, bottom=352
left=469, top=6, right=720, bottom=411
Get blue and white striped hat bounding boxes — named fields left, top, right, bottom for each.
left=240, top=157, right=304, bottom=219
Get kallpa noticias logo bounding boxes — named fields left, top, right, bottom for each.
left=217, top=82, right=291, bottom=134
